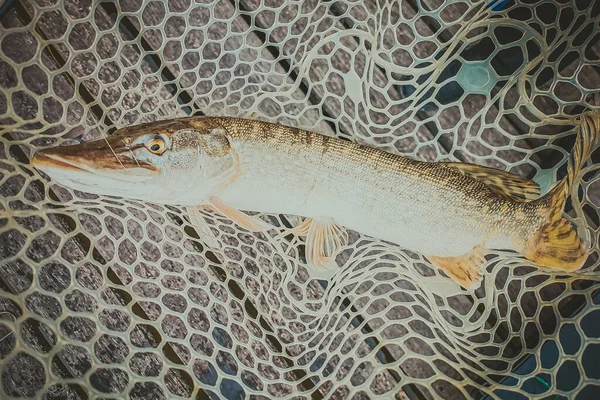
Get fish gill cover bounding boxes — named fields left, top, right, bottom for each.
left=0, top=0, right=600, bottom=399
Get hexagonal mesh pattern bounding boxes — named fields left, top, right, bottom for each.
left=1, top=0, right=600, bottom=399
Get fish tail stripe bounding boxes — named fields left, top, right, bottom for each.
left=522, top=217, right=587, bottom=270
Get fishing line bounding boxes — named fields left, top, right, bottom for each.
left=104, top=137, right=125, bottom=170
left=126, top=141, right=142, bottom=168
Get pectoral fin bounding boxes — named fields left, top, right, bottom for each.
left=443, top=162, right=540, bottom=202
left=187, top=206, right=221, bottom=249
left=208, top=196, right=273, bottom=232
left=296, top=217, right=348, bottom=270
left=427, top=246, right=486, bottom=288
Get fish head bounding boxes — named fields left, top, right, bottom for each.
left=31, top=117, right=238, bottom=204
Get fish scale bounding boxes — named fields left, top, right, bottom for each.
left=217, top=117, right=517, bottom=257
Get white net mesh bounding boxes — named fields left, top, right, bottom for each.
left=1, top=0, right=600, bottom=399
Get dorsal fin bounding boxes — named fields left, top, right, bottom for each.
left=442, top=162, right=540, bottom=202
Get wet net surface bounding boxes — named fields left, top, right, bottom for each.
left=1, top=0, right=600, bottom=399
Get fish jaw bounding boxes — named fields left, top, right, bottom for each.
left=32, top=140, right=157, bottom=177
left=32, top=136, right=157, bottom=174
left=31, top=139, right=160, bottom=198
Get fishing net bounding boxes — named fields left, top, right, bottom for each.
left=1, top=0, right=600, bottom=398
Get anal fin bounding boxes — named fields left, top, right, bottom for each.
left=187, top=205, right=221, bottom=249
left=443, top=162, right=540, bottom=202
left=296, top=217, right=348, bottom=270
left=427, top=246, right=486, bottom=288
left=208, top=196, right=273, bottom=232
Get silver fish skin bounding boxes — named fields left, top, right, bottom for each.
left=216, top=118, right=523, bottom=257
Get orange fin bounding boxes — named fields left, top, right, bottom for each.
left=208, top=196, right=273, bottom=232
left=520, top=113, right=599, bottom=271
left=522, top=217, right=587, bottom=272
left=187, top=206, right=221, bottom=249
left=443, top=162, right=540, bottom=202
left=427, top=246, right=486, bottom=288
left=297, top=218, right=348, bottom=270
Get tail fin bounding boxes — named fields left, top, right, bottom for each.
left=522, top=113, right=600, bottom=271
left=522, top=203, right=587, bottom=271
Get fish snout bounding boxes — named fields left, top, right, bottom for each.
left=31, top=138, right=159, bottom=178
left=31, top=147, right=87, bottom=172
left=31, top=137, right=124, bottom=172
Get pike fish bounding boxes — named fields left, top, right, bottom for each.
left=31, top=114, right=600, bottom=288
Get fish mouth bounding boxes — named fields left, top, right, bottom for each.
left=32, top=151, right=88, bottom=173
left=31, top=138, right=158, bottom=182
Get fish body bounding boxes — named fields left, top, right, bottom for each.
left=217, top=118, right=518, bottom=257
left=31, top=115, right=600, bottom=287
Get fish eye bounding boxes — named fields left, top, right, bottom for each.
left=146, top=138, right=166, bottom=155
